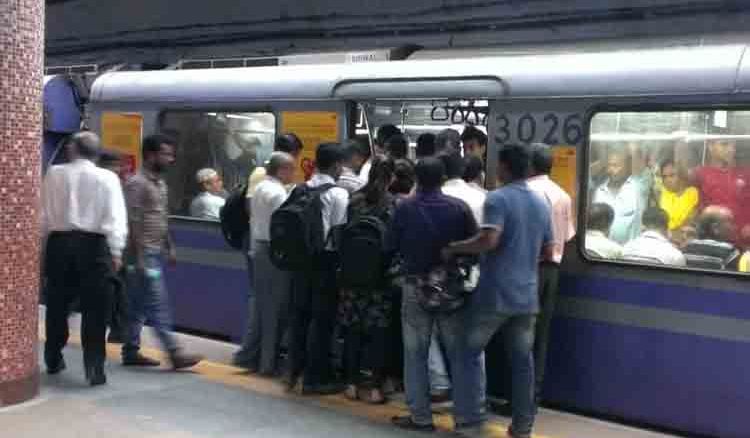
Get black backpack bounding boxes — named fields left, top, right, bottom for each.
left=219, top=185, right=249, bottom=250
left=339, top=215, right=388, bottom=288
left=269, top=183, right=335, bottom=271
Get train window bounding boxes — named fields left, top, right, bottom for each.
left=585, top=110, right=750, bottom=273
left=158, top=110, right=276, bottom=219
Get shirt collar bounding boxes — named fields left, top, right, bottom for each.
left=443, top=178, right=468, bottom=188
left=641, top=230, right=669, bottom=242
left=527, top=175, right=550, bottom=183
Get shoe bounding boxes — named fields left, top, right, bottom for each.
left=85, top=364, right=107, bottom=386
left=170, top=351, right=203, bottom=370
left=107, top=331, right=124, bottom=344
left=430, top=389, right=452, bottom=403
left=391, top=415, right=435, bottom=432
left=46, top=358, right=66, bottom=375
left=301, top=382, right=344, bottom=395
left=453, top=420, right=487, bottom=437
left=507, top=425, right=531, bottom=438
left=490, top=400, right=512, bottom=418
left=122, top=353, right=161, bottom=367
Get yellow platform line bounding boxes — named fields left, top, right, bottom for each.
left=51, top=334, right=547, bottom=438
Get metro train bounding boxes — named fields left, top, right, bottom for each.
left=45, top=41, right=750, bottom=438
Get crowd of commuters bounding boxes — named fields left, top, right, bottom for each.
left=586, top=135, right=750, bottom=271
left=42, top=122, right=574, bottom=438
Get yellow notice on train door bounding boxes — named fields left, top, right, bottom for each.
left=281, top=111, right=339, bottom=182
left=550, top=145, right=578, bottom=216
left=101, top=112, right=143, bottom=179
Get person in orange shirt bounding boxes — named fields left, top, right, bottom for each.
left=659, top=159, right=700, bottom=233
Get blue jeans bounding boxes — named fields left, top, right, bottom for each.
left=123, top=250, right=178, bottom=356
left=456, top=310, right=537, bottom=434
left=402, top=284, right=474, bottom=425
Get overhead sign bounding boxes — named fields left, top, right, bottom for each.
left=101, top=112, right=143, bottom=179
left=281, top=111, right=339, bottom=182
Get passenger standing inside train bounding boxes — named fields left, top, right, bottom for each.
left=338, top=156, right=397, bottom=404
left=234, top=152, right=296, bottom=375
left=435, top=128, right=461, bottom=154
left=442, top=144, right=554, bottom=438
left=389, top=159, right=416, bottom=199
left=526, top=143, right=575, bottom=404
left=390, top=157, right=478, bottom=432
left=43, top=132, right=127, bottom=386
left=461, top=125, right=488, bottom=164
left=463, top=155, right=487, bottom=192
left=190, top=168, right=226, bottom=220
left=592, top=148, right=643, bottom=244
left=337, top=140, right=367, bottom=194
left=385, top=133, right=410, bottom=161
left=287, top=143, right=349, bottom=394
left=584, top=203, right=623, bottom=259
left=415, top=133, right=436, bottom=161
left=361, top=124, right=401, bottom=183
left=97, top=149, right=129, bottom=344
left=121, top=134, right=203, bottom=369
left=621, top=208, right=686, bottom=266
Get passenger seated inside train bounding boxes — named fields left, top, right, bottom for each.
left=190, top=168, right=226, bottom=220
left=584, top=202, right=623, bottom=259
left=621, top=208, right=686, bottom=266
left=591, top=147, right=644, bottom=244
left=683, top=205, right=741, bottom=270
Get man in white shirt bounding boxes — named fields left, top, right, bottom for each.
left=622, top=208, right=686, bottom=266
left=526, top=143, right=576, bottom=404
left=190, top=168, right=226, bottom=220
left=338, top=140, right=367, bottom=194
left=585, top=203, right=624, bottom=259
left=234, top=153, right=296, bottom=375
left=42, top=132, right=128, bottom=386
left=287, top=143, right=349, bottom=395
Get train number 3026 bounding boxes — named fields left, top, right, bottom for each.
left=494, top=113, right=584, bottom=146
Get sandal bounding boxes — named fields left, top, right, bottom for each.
left=344, top=384, right=359, bottom=401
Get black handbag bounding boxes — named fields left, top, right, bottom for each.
left=413, top=257, right=479, bottom=314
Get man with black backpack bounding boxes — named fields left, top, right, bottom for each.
left=272, top=143, right=349, bottom=395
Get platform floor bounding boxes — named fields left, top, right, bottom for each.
left=0, top=311, right=681, bottom=438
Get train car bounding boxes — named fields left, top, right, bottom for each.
left=87, top=43, right=750, bottom=438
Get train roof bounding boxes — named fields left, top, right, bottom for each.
left=90, top=44, right=750, bottom=103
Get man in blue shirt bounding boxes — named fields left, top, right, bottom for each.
left=390, top=157, right=478, bottom=432
left=443, top=144, right=554, bottom=438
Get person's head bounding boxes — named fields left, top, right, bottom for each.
left=530, top=143, right=553, bottom=176
left=65, top=131, right=101, bottom=161
left=415, top=157, right=446, bottom=192
left=195, top=168, right=224, bottom=195
left=439, top=149, right=465, bottom=181
left=142, top=134, right=176, bottom=174
left=497, top=143, right=531, bottom=184
left=98, top=149, right=122, bottom=175
left=375, top=124, right=401, bottom=151
left=274, top=133, right=304, bottom=158
left=266, top=151, right=296, bottom=185
left=588, top=203, right=615, bottom=234
left=360, top=155, right=395, bottom=204
left=343, top=139, right=371, bottom=172
left=436, top=128, right=461, bottom=153
left=390, top=159, right=416, bottom=195
left=659, top=159, right=686, bottom=193
left=696, top=205, right=736, bottom=242
left=606, top=148, right=632, bottom=185
left=315, top=142, right=345, bottom=179
left=708, top=138, right=736, bottom=167
left=642, top=207, right=669, bottom=235
left=461, top=125, right=488, bottom=160
left=385, top=133, right=409, bottom=160
left=416, top=133, right=436, bottom=159
left=463, top=155, right=485, bottom=186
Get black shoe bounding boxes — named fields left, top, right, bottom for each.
left=430, top=389, right=452, bottom=403
left=391, top=415, right=435, bottom=432
left=85, top=364, right=107, bottom=386
left=490, top=400, right=512, bottom=417
left=107, top=331, right=124, bottom=344
left=507, top=425, right=531, bottom=438
left=170, top=351, right=203, bottom=370
left=301, top=382, right=344, bottom=395
left=122, top=353, right=161, bottom=367
left=46, top=358, right=66, bottom=375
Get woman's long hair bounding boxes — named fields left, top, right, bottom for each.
left=359, top=154, right=395, bottom=206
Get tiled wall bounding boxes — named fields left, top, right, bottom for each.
left=0, top=0, right=44, bottom=407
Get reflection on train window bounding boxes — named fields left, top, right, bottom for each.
left=158, top=111, right=276, bottom=219
left=585, top=110, right=750, bottom=273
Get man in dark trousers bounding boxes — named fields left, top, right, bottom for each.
left=43, top=132, right=128, bottom=386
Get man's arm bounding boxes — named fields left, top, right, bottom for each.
left=444, top=227, right=501, bottom=257
left=103, top=175, right=128, bottom=271
left=124, top=180, right=145, bottom=271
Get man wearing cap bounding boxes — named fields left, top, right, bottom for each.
left=190, top=168, right=226, bottom=220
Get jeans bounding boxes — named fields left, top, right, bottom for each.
left=457, top=310, right=537, bottom=434
left=123, top=250, right=178, bottom=356
left=401, top=284, right=469, bottom=426
left=534, top=262, right=559, bottom=400
left=44, top=231, right=113, bottom=369
left=428, top=329, right=451, bottom=392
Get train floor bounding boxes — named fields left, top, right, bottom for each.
left=1, top=309, right=681, bottom=438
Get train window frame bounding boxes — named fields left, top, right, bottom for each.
left=580, top=103, right=750, bottom=277
left=157, top=108, right=277, bottom=222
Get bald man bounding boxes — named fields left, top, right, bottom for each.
left=234, top=152, right=296, bottom=375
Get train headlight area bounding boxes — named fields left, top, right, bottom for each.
left=39, top=42, right=750, bottom=438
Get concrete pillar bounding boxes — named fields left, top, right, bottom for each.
left=0, top=0, right=44, bottom=407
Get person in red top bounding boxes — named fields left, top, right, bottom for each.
left=691, top=138, right=750, bottom=247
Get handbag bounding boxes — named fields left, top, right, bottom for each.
left=413, top=256, right=479, bottom=313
